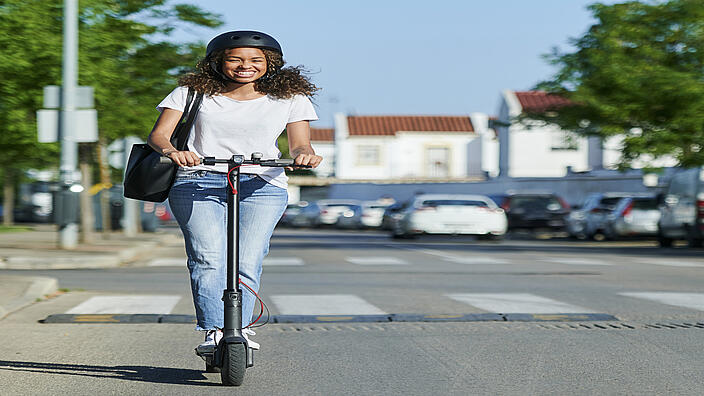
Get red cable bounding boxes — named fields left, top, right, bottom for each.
left=239, top=279, right=264, bottom=328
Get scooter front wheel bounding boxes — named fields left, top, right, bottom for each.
left=220, top=343, right=247, bottom=386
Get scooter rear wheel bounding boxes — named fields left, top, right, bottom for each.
left=220, top=343, right=247, bottom=386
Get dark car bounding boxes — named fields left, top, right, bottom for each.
left=490, top=193, right=570, bottom=232
left=380, top=201, right=411, bottom=230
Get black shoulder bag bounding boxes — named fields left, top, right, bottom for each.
left=123, top=88, right=204, bottom=202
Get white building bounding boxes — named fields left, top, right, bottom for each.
left=333, top=114, right=491, bottom=180
left=493, top=90, right=676, bottom=178
left=309, top=128, right=335, bottom=178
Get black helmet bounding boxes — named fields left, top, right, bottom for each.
left=206, top=30, right=283, bottom=58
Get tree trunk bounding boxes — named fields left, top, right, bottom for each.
left=79, top=161, right=95, bottom=243
left=2, top=173, right=15, bottom=226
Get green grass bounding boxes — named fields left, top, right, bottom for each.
left=0, top=225, right=32, bottom=233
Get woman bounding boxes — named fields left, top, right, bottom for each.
left=147, top=30, right=322, bottom=353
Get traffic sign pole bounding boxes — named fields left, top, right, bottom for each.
left=59, top=0, right=79, bottom=249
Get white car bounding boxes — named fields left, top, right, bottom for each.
left=360, top=201, right=393, bottom=228
left=392, top=194, right=507, bottom=238
left=315, top=199, right=362, bottom=226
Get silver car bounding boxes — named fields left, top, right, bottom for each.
left=604, top=196, right=660, bottom=239
left=315, top=199, right=362, bottom=226
left=658, top=167, right=704, bottom=247
left=566, top=193, right=635, bottom=240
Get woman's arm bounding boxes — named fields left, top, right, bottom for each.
left=287, top=120, right=323, bottom=168
left=147, top=108, right=201, bottom=167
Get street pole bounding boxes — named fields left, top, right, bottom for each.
left=59, top=0, right=79, bottom=249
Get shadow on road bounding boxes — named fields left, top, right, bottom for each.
left=0, top=360, right=218, bottom=386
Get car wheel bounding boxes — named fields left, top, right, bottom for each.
left=657, top=230, right=674, bottom=248
left=686, top=226, right=703, bottom=248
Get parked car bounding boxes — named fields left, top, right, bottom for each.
left=315, top=199, right=362, bottom=226
left=566, top=192, right=637, bottom=240
left=279, top=201, right=321, bottom=228
left=360, top=201, right=393, bottom=228
left=392, top=194, right=507, bottom=239
left=604, top=196, right=660, bottom=239
left=334, top=204, right=364, bottom=229
left=489, top=193, right=570, bottom=232
left=658, top=167, right=704, bottom=247
left=381, top=201, right=410, bottom=230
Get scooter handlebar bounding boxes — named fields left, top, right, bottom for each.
left=159, top=155, right=310, bottom=168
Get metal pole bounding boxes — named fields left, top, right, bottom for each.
left=59, top=0, right=79, bottom=249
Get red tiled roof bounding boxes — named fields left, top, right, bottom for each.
left=515, top=91, right=572, bottom=113
left=310, top=128, right=334, bottom=142
left=347, top=115, right=474, bottom=136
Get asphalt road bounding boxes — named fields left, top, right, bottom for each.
left=1, top=228, right=703, bottom=395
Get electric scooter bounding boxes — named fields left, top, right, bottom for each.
left=162, top=152, right=307, bottom=386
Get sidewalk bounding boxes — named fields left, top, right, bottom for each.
left=0, top=224, right=180, bottom=320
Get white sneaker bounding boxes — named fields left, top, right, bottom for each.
left=243, top=328, right=260, bottom=350
left=196, top=329, right=223, bottom=354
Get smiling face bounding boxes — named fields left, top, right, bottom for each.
left=220, top=47, right=267, bottom=83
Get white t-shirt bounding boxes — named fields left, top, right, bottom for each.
left=156, top=86, right=318, bottom=188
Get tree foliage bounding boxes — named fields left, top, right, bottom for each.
left=531, top=0, right=704, bottom=168
left=0, top=0, right=223, bottom=178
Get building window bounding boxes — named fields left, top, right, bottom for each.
left=356, top=145, right=380, bottom=166
left=426, top=147, right=449, bottom=177
left=550, top=131, right=578, bottom=150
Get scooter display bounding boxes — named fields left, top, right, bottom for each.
left=162, top=152, right=308, bottom=386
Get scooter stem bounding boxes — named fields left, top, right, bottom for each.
left=223, top=155, right=244, bottom=338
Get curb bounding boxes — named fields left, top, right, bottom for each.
left=0, top=233, right=176, bottom=270
left=0, top=276, right=59, bottom=320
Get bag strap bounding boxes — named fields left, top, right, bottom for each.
left=171, top=88, right=204, bottom=150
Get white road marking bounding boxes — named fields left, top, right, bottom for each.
left=346, top=257, right=408, bottom=265
left=543, top=258, right=611, bottom=266
left=447, top=293, right=593, bottom=313
left=405, top=248, right=509, bottom=264
left=147, top=258, right=185, bottom=267
left=263, top=257, right=304, bottom=266
left=444, top=256, right=510, bottom=265
left=66, top=295, right=181, bottom=314
left=270, top=294, right=386, bottom=315
left=639, top=259, right=704, bottom=268
left=619, top=292, right=704, bottom=311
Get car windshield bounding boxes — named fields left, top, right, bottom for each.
left=599, top=197, right=624, bottom=210
left=421, top=199, right=488, bottom=207
left=510, top=196, right=561, bottom=210
left=632, top=198, right=658, bottom=210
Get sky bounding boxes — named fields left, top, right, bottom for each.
left=167, top=0, right=614, bottom=127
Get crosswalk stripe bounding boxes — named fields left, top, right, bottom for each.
left=619, top=292, right=704, bottom=311
left=406, top=248, right=509, bottom=264
left=446, top=293, right=593, bottom=313
left=147, top=258, right=185, bottom=267
left=639, top=259, right=704, bottom=268
left=543, top=258, right=611, bottom=266
left=270, top=294, right=386, bottom=315
left=65, top=295, right=181, bottom=314
left=444, top=256, right=510, bottom=265
left=346, top=257, right=408, bottom=265
left=263, top=257, right=305, bottom=266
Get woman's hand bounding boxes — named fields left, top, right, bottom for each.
left=165, top=150, right=201, bottom=167
left=292, top=153, right=323, bottom=169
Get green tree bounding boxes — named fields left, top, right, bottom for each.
left=0, top=0, right=222, bottom=224
left=530, top=0, right=704, bottom=169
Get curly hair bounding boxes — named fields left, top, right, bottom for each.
left=178, top=48, right=319, bottom=99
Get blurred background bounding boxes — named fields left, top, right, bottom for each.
left=2, top=0, right=703, bottom=248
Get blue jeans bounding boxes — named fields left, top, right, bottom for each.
left=169, top=171, right=287, bottom=330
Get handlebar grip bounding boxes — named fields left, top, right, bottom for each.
left=159, top=156, right=173, bottom=164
